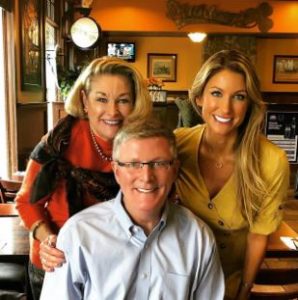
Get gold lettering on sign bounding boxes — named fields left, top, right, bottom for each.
left=166, top=0, right=273, bottom=32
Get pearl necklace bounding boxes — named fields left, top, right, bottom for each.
left=90, top=128, right=112, bottom=161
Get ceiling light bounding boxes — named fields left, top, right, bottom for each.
left=188, top=32, right=207, bottom=43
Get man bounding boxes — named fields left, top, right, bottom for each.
left=40, top=118, right=224, bottom=299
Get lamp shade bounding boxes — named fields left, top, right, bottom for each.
left=188, top=32, right=207, bottom=43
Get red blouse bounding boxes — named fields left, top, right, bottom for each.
left=16, top=119, right=113, bottom=268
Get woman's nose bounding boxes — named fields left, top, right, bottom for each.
left=220, top=97, right=232, bottom=113
left=106, top=100, right=118, bottom=115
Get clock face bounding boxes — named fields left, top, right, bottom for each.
left=70, top=17, right=100, bottom=49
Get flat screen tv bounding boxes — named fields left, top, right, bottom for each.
left=107, top=42, right=135, bottom=62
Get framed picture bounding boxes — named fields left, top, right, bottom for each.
left=20, top=0, right=43, bottom=91
left=147, top=53, right=177, bottom=82
left=273, top=55, right=298, bottom=84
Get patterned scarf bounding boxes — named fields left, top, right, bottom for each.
left=29, top=115, right=119, bottom=216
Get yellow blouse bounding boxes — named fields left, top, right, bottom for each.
left=175, top=124, right=289, bottom=297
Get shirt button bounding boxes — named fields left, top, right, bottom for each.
left=208, top=203, right=213, bottom=209
left=141, top=273, right=148, bottom=279
left=218, top=220, right=224, bottom=226
left=133, top=227, right=138, bottom=233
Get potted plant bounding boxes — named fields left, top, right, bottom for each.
left=57, top=66, right=82, bottom=100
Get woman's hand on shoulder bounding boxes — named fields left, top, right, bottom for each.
left=39, top=234, right=66, bottom=272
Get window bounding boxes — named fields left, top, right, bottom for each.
left=46, top=0, right=55, bottom=21
left=45, top=0, right=60, bottom=130
left=0, top=7, right=17, bottom=177
left=0, top=9, right=8, bottom=176
left=45, top=21, right=58, bottom=102
left=45, top=0, right=58, bottom=104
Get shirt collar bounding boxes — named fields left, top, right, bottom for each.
left=113, top=191, right=134, bottom=236
left=113, top=191, right=168, bottom=237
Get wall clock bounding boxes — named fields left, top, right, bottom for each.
left=70, top=17, right=101, bottom=49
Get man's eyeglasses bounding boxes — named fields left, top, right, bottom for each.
left=116, top=160, right=174, bottom=170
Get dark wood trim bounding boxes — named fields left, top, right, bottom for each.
left=17, top=103, right=48, bottom=170
left=262, top=92, right=298, bottom=104
left=167, top=90, right=188, bottom=99
left=0, top=0, right=11, bottom=12
left=17, top=102, right=48, bottom=108
left=17, top=102, right=47, bottom=133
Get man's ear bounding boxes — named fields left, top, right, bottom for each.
left=111, top=161, right=120, bottom=184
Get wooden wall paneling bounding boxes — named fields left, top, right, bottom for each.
left=16, top=103, right=47, bottom=170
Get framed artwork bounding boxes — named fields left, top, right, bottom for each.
left=273, top=55, right=298, bottom=84
left=147, top=53, right=177, bottom=82
left=20, top=0, right=43, bottom=91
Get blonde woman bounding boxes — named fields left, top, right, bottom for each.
left=16, top=56, right=152, bottom=300
left=175, top=49, right=289, bottom=300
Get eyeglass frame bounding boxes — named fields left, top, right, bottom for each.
left=115, top=160, right=175, bottom=170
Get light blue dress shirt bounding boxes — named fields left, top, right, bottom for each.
left=41, top=191, right=224, bottom=300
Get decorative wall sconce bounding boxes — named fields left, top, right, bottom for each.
left=72, top=0, right=93, bottom=16
left=188, top=32, right=207, bottom=43
left=81, top=0, right=94, bottom=8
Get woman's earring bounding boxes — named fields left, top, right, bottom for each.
left=84, top=107, right=88, bottom=113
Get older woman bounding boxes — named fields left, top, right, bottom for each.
left=175, top=50, right=289, bottom=300
left=16, top=56, right=152, bottom=300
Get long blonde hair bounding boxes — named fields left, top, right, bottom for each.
left=189, top=49, right=267, bottom=225
left=64, top=56, right=152, bottom=122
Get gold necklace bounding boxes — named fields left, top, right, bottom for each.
left=203, top=136, right=225, bottom=169
left=90, top=128, right=112, bottom=162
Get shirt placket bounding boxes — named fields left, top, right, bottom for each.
left=131, top=226, right=154, bottom=300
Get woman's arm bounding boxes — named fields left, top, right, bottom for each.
left=236, top=232, right=268, bottom=300
left=16, top=159, right=66, bottom=271
left=15, top=159, right=49, bottom=228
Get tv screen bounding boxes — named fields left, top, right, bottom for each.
left=107, top=42, right=135, bottom=62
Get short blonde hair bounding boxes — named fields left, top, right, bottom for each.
left=64, top=56, right=152, bottom=121
left=113, top=117, right=177, bottom=161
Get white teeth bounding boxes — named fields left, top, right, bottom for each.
left=137, top=188, right=155, bottom=193
left=214, top=115, right=231, bottom=123
left=104, top=120, right=121, bottom=125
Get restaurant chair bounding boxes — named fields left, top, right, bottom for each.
left=0, top=201, right=30, bottom=299
left=174, top=97, right=203, bottom=128
left=0, top=263, right=27, bottom=295
left=0, top=289, right=26, bottom=300
left=0, top=179, right=22, bottom=203
left=250, top=257, right=298, bottom=299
